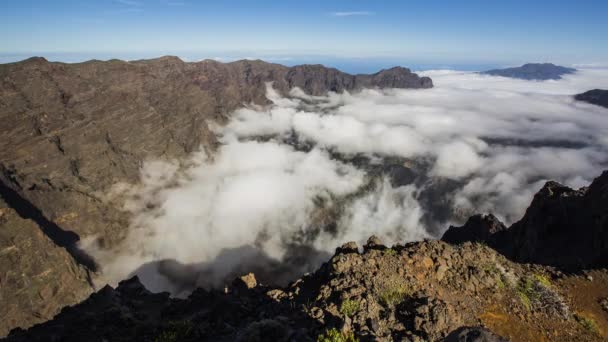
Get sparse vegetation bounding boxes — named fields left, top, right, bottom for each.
left=384, top=248, right=397, bottom=256
left=574, top=313, right=599, bottom=334
left=516, top=277, right=537, bottom=311
left=533, top=273, right=552, bottom=287
left=379, top=284, right=409, bottom=307
left=496, top=275, right=506, bottom=289
left=317, top=328, right=359, bottom=342
left=340, top=299, right=360, bottom=317
left=515, top=275, right=569, bottom=318
left=154, top=320, right=193, bottom=342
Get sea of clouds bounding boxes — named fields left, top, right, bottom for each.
left=85, top=69, right=608, bottom=295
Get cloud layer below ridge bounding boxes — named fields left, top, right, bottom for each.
left=85, top=69, right=608, bottom=295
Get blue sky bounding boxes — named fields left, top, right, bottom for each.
left=1, top=0, right=607, bottom=71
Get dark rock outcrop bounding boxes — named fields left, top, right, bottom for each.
left=575, top=89, right=608, bottom=109
left=442, top=171, right=608, bottom=271
left=442, top=214, right=508, bottom=245
left=481, top=63, right=576, bottom=80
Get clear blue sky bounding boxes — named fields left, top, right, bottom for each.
left=1, top=0, right=607, bottom=71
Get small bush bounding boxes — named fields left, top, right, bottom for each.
left=379, top=284, right=409, bottom=307
left=574, top=313, right=599, bottom=334
left=317, top=328, right=359, bottom=342
left=515, top=275, right=569, bottom=318
left=516, top=278, right=537, bottom=311
left=384, top=249, right=397, bottom=256
left=154, top=320, right=193, bottom=342
left=533, top=273, right=552, bottom=287
left=340, top=299, right=360, bottom=317
left=496, top=276, right=506, bottom=290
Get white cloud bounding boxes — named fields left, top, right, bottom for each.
left=330, top=11, right=374, bottom=17
left=116, top=0, right=142, bottom=6
left=86, top=68, right=608, bottom=295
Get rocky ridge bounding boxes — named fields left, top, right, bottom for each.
left=443, top=171, right=608, bottom=271
left=4, top=171, right=608, bottom=341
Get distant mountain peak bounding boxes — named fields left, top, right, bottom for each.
left=481, top=62, right=576, bottom=80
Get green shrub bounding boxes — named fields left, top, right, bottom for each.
left=383, top=249, right=397, bottom=256
left=154, top=320, right=193, bottom=342
left=317, top=328, right=359, bottom=342
left=379, top=284, right=409, bottom=307
left=533, top=274, right=552, bottom=287
left=515, top=275, right=569, bottom=318
left=574, top=313, right=599, bottom=334
left=340, top=299, right=360, bottom=317
left=496, top=276, right=506, bottom=289
left=516, top=278, right=537, bottom=311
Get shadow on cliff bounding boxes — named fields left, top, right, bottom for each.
left=0, top=177, right=98, bottom=271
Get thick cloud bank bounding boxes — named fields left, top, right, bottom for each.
left=86, top=69, right=608, bottom=295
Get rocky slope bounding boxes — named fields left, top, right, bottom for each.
left=4, top=171, right=608, bottom=342
left=0, top=205, right=93, bottom=337
left=575, top=89, right=608, bottom=109
left=481, top=63, right=576, bottom=80
left=4, top=240, right=607, bottom=341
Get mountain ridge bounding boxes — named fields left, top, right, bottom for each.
left=481, top=63, right=576, bottom=80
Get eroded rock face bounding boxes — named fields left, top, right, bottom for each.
left=0, top=207, right=93, bottom=337
left=442, top=171, right=608, bottom=271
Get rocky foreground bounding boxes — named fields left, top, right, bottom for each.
left=4, top=172, right=608, bottom=342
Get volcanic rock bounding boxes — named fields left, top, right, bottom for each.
left=442, top=171, right=608, bottom=271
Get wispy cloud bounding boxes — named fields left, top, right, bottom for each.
left=330, top=11, right=374, bottom=17
left=111, top=0, right=144, bottom=13
left=162, top=0, right=186, bottom=6
left=116, top=0, right=143, bottom=6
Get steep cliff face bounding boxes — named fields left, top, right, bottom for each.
left=442, top=171, right=608, bottom=271
left=0, top=207, right=93, bottom=336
